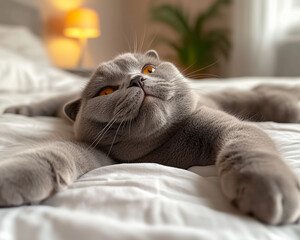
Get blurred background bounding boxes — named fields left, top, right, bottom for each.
left=1, top=0, right=300, bottom=79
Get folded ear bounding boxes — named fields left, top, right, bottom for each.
left=145, top=49, right=159, bottom=59
left=63, top=98, right=81, bottom=122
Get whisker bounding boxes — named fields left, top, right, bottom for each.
left=87, top=111, right=122, bottom=151
left=106, top=120, right=124, bottom=158
left=122, top=119, right=128, bottom=131
left=167, top=76, right=216, bottom=94
left=139, top=28, right=146, bottom=53
left=179, top=63, right=196, bottom=76
left=197, top=60, right=219, bottom=73
left=134, top=30, right=138, bottom=53
left=90, top=115, right=121, bottom=150
left=185, top=73, right=220, bottom=79
left=128, top=118, right=132, bottom=138
left=146, top=30, right=159, bottom=50
left=125, top=32, right=132, bottom=52
left=181, top=61, right=220, bottom=79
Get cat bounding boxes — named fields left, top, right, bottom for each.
left=3, top=50, right=300, bottom=225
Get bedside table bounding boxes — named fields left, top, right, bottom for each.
left=63, top=67, right=96, bottom=78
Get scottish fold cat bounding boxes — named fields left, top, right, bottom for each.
left=3, top=50, right=300, bottom=225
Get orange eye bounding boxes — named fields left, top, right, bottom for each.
left=142, top=65, right=156, bottom=74
left=99, top=87, right=115, bottom=96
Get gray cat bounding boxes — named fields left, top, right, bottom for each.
left=3, top=50, right=300, bottom=225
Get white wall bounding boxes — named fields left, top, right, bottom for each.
left=34, top=0, right=231, bottom=76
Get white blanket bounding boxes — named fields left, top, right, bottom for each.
left=1, top=77, right=300, bottom=240
left=1, top=40, right=300, bottom=239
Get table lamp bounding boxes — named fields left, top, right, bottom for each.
left=64, top=8, right=100, bottom=68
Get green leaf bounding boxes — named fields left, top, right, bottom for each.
left=194, top=0, right=231, bottom=34
left=151, top=5, right=190, bottom=35
left=206, top=29, right=231, bottom=58
left=150, top=0, right=231, bottom=72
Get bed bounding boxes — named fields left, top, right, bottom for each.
left=1, top=1, right=300, bottom=240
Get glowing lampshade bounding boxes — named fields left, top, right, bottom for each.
left=64, top=8, right=100, bottom=39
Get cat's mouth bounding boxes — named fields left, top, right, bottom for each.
left=142, top=92, right=159, bottom=105
left=143, top=95, right=156, bottom=104
left=141, top=88, right=160, bottom=103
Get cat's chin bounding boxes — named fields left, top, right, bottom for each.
left=139, top=94, right=163, bottom=114
left=133, top=97, right=170, bottom=136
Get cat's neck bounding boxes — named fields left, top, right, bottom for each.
left=103, top=120, right=186, bottom=163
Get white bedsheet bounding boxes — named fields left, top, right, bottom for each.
left=1, top=79, right=300, bottom=240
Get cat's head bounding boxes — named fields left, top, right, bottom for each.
left=64, top=50, right=198, bottom=157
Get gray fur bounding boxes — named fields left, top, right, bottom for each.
left=2, top=51, right=300, bottom=225
left=5, top=93, right=79, bottom=118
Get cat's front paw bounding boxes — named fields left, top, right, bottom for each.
left=0, top=160, right=55, bottom=206
left=221, top=169, right=300, bottom=224
left=4, top=105, right=32, bottom=116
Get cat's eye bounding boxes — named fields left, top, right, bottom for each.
left=142, top=65, right=156, bottom=74
left=99, top=87, right=115, bottom=96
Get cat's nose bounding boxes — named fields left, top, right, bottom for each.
left=129, top=75, right=145, bottom=88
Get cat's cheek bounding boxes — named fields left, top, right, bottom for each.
left=164, top=90, right=176, bottom=101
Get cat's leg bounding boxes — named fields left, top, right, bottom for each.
left=194, top=107, right=300, bottom=224
left=253, top=84, right=300, bottom=99
left=0, top=141, right=113, bottom=206
left=133, top=106, right=300, bottom=224
left=4, top=93, right=79, bottom=117
left=204, top=87, right=300, bottom=123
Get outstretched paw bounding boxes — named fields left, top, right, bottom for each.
left=0, top=160, right=55, bottom=206
left=4, top=105, right=32, bottom=116
left=221, top=169, right=300, bottom=224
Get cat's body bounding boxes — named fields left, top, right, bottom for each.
left=3, top=50, right=300, bottom=225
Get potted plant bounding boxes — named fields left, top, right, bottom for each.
left=151, top=0, right=231, bottom=78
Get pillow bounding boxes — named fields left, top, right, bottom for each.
left=0, top=48, right=85, bottom=93
left=0, top=25, right=51, bottom=66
